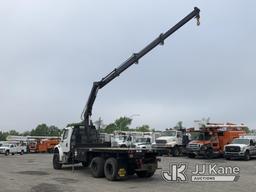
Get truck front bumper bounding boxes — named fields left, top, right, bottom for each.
left=186, top=148, right=207, bottom=156
left=224, top=152, right=245, bottom=158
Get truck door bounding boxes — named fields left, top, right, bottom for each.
left=177, top=131, right=182, bottom=145
left=60, top=129, right=71, bottom=153
left=10, top=144, right=15, bottom=153
left=249, top=140, right=256, bottom=155
left=211, top=133, right=220, bottom=151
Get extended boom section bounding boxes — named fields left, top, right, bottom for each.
left=82, top=7, right=200, bottom=144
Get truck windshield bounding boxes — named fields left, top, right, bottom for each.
left=196, top=132, right=212, bottom=140
left=2, top=144, right=10, bottom=147
left=232, top=139, right=250, bottom=145
left=135, top=138, right=149, bottom=143
left=162, top=131, right=176, bottom=137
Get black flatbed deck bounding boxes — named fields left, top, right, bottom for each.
left=76, top=147, right=158, bottom=153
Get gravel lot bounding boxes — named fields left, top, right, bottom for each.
left=0, top=154, right=255, bottom=192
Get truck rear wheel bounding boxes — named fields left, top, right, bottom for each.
left=53, top=152, right=62, bottom=170
left=90, top=157, right=105, bottom=178
left=104, top=158, right=119, bottom=181
left=136, top=171, right=155, bottom=178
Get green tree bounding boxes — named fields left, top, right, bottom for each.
left=8, top=130, right=20, bottom=136
left=174, top=121, right=183, bottom=130
left=21, top=131, right=31, bottom=136
left=30, top=124, right=61, bottom=136
left=115, top=117, right=132, bottom=131
left=0, top=131, right=8, bottom=141
left=242, top=127, right=250, bottom=133
left=48, top=125, right=62, bottom=136
left=103, top=117, right=132, bottom=134
left=104, top=123, right=118, bottom=134
left=136, top=125, right=151, bottom=132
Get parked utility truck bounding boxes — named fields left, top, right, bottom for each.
left=224, top=135, right=256, bottom=160
left=0, top=143, right=26, bottom=156
left=53, top=7, right=200, bottom=181
left=152, top=129, right=190, bottom=156
left=186, top=123, right=246, bottom=158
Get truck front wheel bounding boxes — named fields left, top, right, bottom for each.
left=104, top=158, right=119, bottom=181
left=5, top=150, right=9, bottom=156
left=90, top=157, right=105, bottom=178
left=53, top=152, right=62, bottom=170
left=244, top=151, right=250, bottom=161
left=172, top=147, right=180, bottom=157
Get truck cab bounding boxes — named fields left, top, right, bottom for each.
left=54, top=127, right=73, bottom=163
left=152, top=130, right=187, bottom=156
left=224, top=137, right=256, bottom=160
left=131, top=136, right=152, bottom=149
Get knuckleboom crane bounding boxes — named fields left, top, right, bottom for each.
left=80, top=7, right=200, bottom=144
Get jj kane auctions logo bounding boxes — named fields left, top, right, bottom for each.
left=162, top=163, right=240, bottom=182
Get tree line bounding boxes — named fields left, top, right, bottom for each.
left=1, top=117, right=253, bottom=141
left=0, top=117, right=154, bottom=141
left=0, top=124, right=62, bottom=141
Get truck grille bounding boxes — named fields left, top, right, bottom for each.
left=187, top=144, right=200, bottom=150
left=0, top=149, right=4, bottom=153
left=156, top=140, right=167, bottom=144
left=225, top=146, right=240, bottom=152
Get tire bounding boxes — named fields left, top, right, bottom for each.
left=90, top=157, right=105, bottom=178
left=104, top=158, right=119, bottom=181
left=5, top=150, right=9, bottom=156
left=172, top=147, right=179, bottom=157
left=244, top=151, right=250, bottom=161
left=205, top=148, right=213, bottom=159
left=20, top=150, right=24, bottom=155
left=82, top=161, right=89, bottom=167
left=11, top=153, right=15, bottom=155
left=188, top=153, right=195, bottom=158
left=53, top=152, right=62, bottom=170
left=136, top=171, right=155, bottom=178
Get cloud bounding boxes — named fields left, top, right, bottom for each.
left=0, top=0, right=256, bottom=131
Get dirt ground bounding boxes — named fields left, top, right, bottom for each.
left=0, top=154, right=255, bottom=192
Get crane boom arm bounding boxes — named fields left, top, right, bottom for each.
left=83, top=7, right=200, bottom=142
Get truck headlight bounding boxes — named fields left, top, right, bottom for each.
left=166, top=143, right=174, bottom=147
left=241, top=146, right=246, bottom=152
left=200, top=145, right=207, bottom=151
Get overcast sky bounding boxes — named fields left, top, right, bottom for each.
left=0, top=0, right=256, bottom=132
